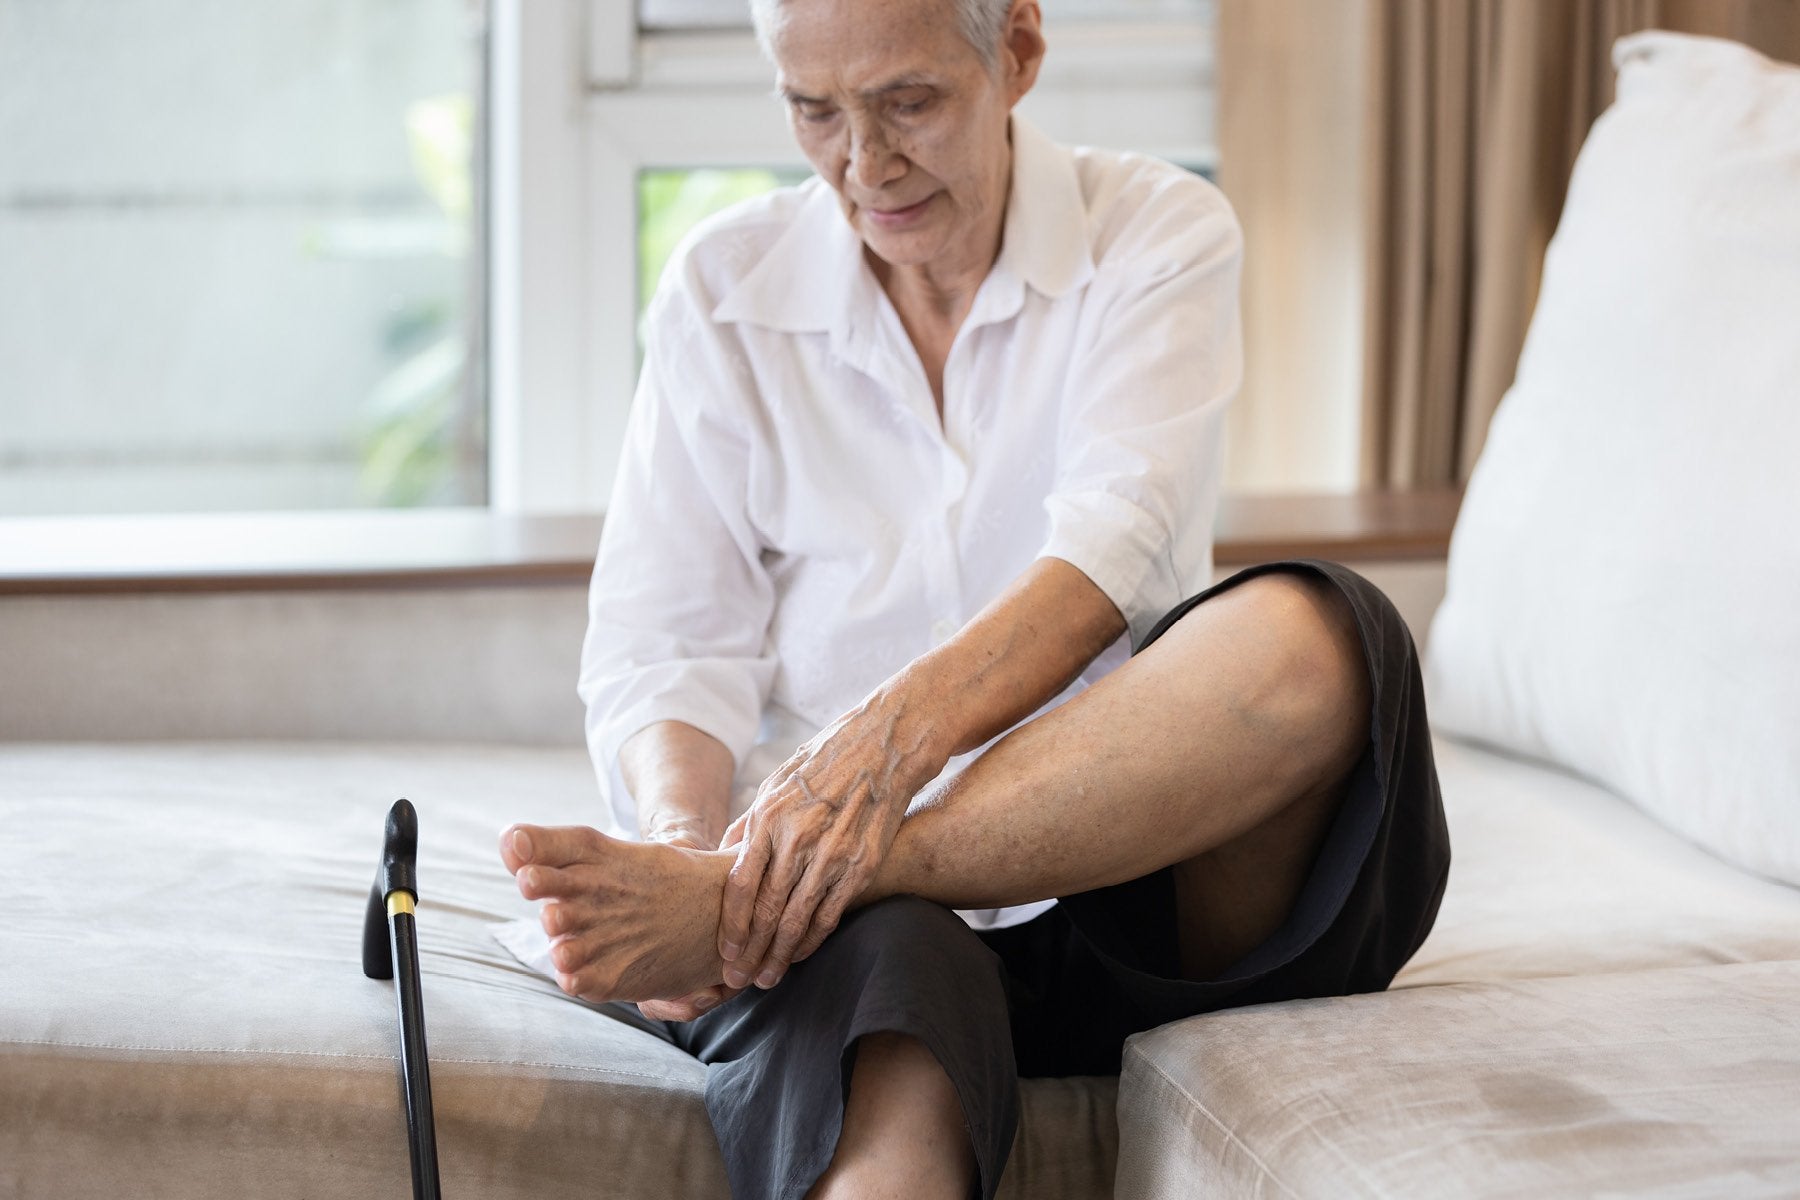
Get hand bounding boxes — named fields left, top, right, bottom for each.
left=717, top=692, right=942, bottom=991
left=636, top=826, right=742, bottom=1022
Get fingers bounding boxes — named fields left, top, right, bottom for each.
left=718, top=820, right=773, bottom=964
left=724, top=840, right=804, bottom=989
left=752, top=862, right=837, bottom=988
left=638, top=985, right=735, bottom=1023
left=790, top=876, right=857, bottom=965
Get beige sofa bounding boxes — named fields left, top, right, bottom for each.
left=6, top=29, right=1798, bottom=1200
left=4, top=563, right=1795, bottom=1197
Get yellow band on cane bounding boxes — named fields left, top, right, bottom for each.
left=386, top=891, right=416, bottom=917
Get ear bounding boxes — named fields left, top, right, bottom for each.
left=1000, top=1, right=1045, bottom=106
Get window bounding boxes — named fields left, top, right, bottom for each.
left=639, top=167, right=808, bottom=322
left=637, top=1, right=1213, bottom=32
left=0, top=1, right=489, bottom=517
left=500, top=0, right=1218, bottom=513
left=3, top=1, right=1216, bottom=520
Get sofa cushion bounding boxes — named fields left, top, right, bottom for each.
left=0, top=742, right=1114, bottom=1199
left=1424, top=32, right=1800, bottom=885
left=1395, top=737, right=1800, bottom=989
left=1117, top=958, right=1800, bottom=1199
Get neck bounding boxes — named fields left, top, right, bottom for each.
left=871, top=160, right=1012, bottom=326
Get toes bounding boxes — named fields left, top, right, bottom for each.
left=556, top=961, right=621, bottom=1004
left=516, top=864, right=584, bottom=901
left=550, top=935, right=587, bottom=974
left=498, top=824, right=529, bottom=873
left=501, top=823, right=613, bottom=873
left=507, top=824, right=611, bottom=869
left=541, top=900, right=576, bottom=936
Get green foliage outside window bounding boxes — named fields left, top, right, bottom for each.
left=638, top=168, right=810, bottom=318
left=352, top=94, right=476, bottom=508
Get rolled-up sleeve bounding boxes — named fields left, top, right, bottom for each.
left=579, top=278, right=777, bottom=837
left=1039, top=179, right=1243, bottom=647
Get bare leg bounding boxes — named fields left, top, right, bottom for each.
left=867, top=572, right=1369, bottom=976
left=806, top=1033, right=976, bottom=1200
left=504, top=571, right=1368, bottom=994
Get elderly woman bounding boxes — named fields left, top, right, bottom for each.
left=501, top=0, right=1449, bottom=1196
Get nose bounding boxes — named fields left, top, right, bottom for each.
left=846, top=117, right=906, bottom=192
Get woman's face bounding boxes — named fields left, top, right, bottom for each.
left=769, top=0, right=1041, bottom=277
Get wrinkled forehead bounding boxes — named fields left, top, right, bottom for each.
left=766, top=0, right=987, bottom=92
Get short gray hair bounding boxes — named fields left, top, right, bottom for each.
left=749, top=0, right=1013, bottom=70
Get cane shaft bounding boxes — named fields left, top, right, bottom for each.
left=386, top=902, right=441, bottom=1200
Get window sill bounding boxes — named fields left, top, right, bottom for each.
left=0, top=489, right=1460, bottom=596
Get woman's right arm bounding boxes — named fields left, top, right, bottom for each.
left=621, top=720, right=736, bottom=851
left=579, top=261, right=777, bottom=843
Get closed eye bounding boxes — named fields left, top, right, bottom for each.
left=888, top=91, right=936, bottom=118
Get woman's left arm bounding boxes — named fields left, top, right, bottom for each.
left=717, top=556, right=1125, bottom=990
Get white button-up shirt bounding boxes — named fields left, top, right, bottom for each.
left=581, top=116, right=1242, bottom=930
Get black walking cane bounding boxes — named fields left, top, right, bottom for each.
left=362, top=798, right=442, bottom=1200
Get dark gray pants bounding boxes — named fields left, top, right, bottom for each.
left=656, top=895, right=1016, bottom=1200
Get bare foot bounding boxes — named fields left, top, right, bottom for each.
left=499, top=823, right=735, bottom=1004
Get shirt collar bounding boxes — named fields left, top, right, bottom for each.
left=711, top=114, right=1095, bottom=342
left=994, top=114, right=1095, bottom=302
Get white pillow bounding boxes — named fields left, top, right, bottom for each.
left=1425, top=32, right=1800, bottom=887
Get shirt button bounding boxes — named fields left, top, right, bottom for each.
left=931, top=618, right=956, bottom=642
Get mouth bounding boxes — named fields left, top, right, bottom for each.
left=864, top=193, right=935, bottom=228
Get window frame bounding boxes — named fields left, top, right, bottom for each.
left=489, top=0, right=1217, bottom=513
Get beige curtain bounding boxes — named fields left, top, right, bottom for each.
left=1358, top=1, right=1800, bottom=486
left=1217, top=1, right=1372, bottom=493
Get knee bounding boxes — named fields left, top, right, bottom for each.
left=1244, top=573, right=1369, bottom=703
left=1205, top=572, right=1373, bottom=784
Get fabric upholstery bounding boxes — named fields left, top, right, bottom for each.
left=7, top=733, right=1796, bottom=1196
left=0, top=742, right=1113, bottom=1199
left=1117, top=959, right=1800, bottom=1199
left=1426, top=32, right=1800, bottom=885
left=1116, top=735, right=1800, bottom=1197
left=1395, top=738, right=1800, bottom=988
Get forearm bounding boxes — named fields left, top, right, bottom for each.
left=618, top=720, right=736, bottom=849
left=712, top=558, right=1130, bottom=982
left=889, top=556, right=1127, bottom=765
